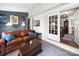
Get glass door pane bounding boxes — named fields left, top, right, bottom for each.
left=49, top=15, right=58, bottom=35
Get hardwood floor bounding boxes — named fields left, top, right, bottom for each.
left=60, top=39, right=79, bottom=48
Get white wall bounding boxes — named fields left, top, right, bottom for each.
left=32, top=13, right=46, bottom=40
left=30, top=9, right=61, bottom=41
left=29, top=3, right=79, bottom=55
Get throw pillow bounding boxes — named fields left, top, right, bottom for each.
left=5, top=34, right=15, bottom=41
left=28, top=32, right=33, bottom=36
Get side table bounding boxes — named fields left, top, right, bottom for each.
left=34, top=32, right=42, bottom=40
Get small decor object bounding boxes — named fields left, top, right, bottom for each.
left=10, top=15, right=18, bottom=25
left=33, top=20, right=40, bottom=26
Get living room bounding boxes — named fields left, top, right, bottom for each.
left=0, top=2, right=79, bottom=57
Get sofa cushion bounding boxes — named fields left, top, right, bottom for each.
left=7, top=38, right=23, bottom=46
left=12, top=30, right=22, bottom=37
left=25, top=30, right=33, bottom=33
left=22, top=36, right=31, bottom=42
left=21, top=30, right=27, bottom=36
left=20, top=30, right=33, bottom=36
left=25, top=30, right=33, bottom=32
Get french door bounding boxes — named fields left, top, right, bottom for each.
left=48, top=12, right=60, bottom=42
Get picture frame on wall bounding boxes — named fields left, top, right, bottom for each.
left=33, top=20, right=40, bottom=26
left=10, top=15, right=18, bottom=25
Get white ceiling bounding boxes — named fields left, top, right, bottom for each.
left=0, top=3, right=42, bottom=12
left=0, top=3, right=68, bottom=13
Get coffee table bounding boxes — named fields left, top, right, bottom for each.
left=17, top=39, right=42, bottom=56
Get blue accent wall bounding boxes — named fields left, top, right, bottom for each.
left=0, top=10, right=28, bottom=34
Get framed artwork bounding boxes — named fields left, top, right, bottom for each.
left=10, top=15, right=18, bottom=25
left=33, top=20, right=40, bottom=26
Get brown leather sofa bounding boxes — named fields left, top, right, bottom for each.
left=0, top=30, right=33, bottom=55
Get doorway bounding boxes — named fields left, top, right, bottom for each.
left=60, top=8, right=79, bottom=48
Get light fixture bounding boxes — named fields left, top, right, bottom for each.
left=61, top=12, right=68, bottom=18
left=5, top=22, right=12, bottom=31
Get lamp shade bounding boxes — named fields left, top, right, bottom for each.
left=6, top=22, right=12, bottom=26
left=21, top=22, right=25, bottom=26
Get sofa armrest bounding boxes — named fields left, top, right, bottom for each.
left=0, top=39, right=5, bottom=44
left=14, top=38, right=24, bottom=43
left=7, top=37, right=24, bottom=46
left=0, top=39, right=5, bottom=55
